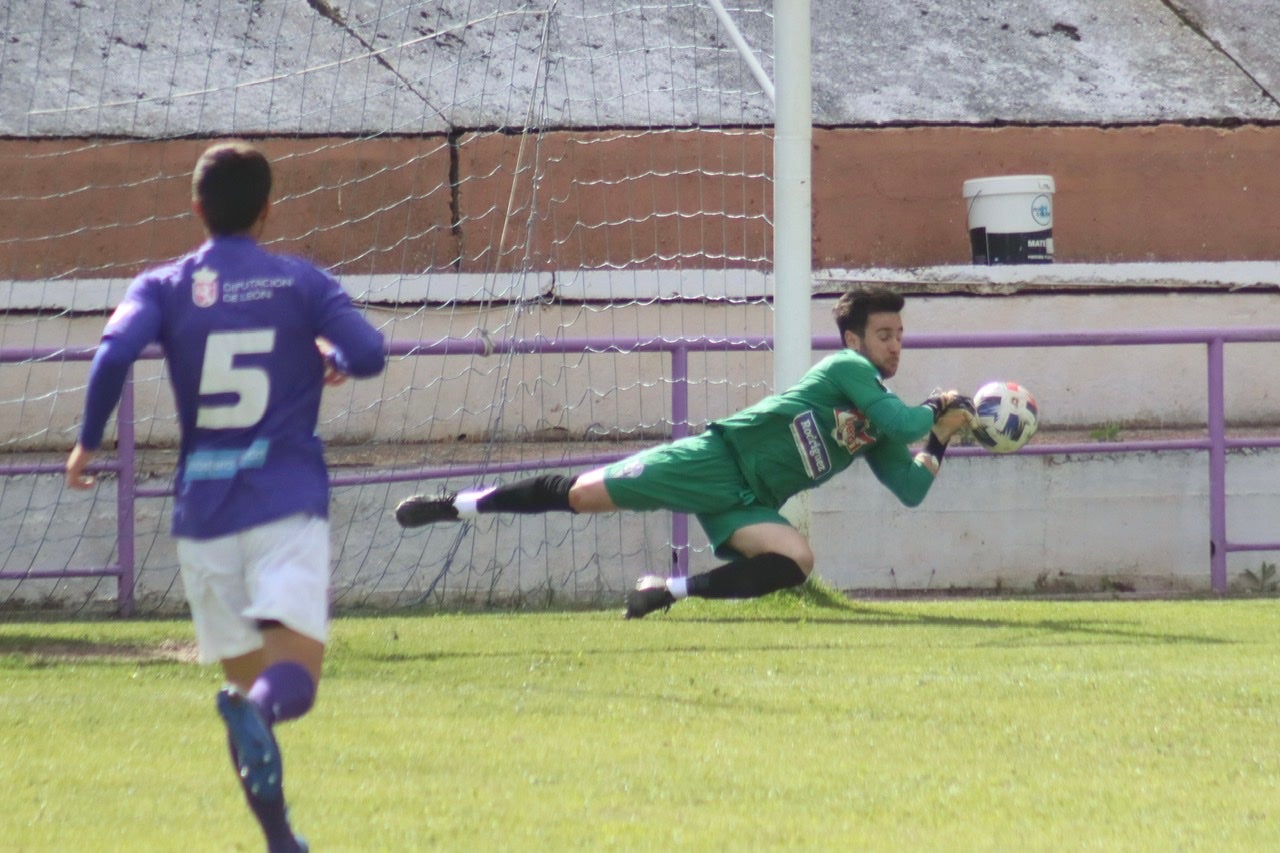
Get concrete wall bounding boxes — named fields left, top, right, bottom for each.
left=810, top=448, right=1280, bottom=596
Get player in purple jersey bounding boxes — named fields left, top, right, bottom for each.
left=66, top=141, right=386, bottom=852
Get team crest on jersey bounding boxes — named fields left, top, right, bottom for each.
left=192, top=267, right=219, bottom=308
left=832, top=407, right=876, bottom=453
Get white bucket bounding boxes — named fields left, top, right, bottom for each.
left=962, top=174, right=1055, bottom=264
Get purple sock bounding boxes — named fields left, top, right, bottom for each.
left=247, top=662, right=316, bottom=726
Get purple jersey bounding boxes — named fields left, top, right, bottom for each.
left=80, top=236, right=386, bottom=539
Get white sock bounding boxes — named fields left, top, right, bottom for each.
left=454, top=486, right=496, bottom=519
left=666, top=575, right=688, bottom=599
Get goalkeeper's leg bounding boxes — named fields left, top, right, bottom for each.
left=396, top=471, right=622, bottom=527
left=625, top=524, right=813, bottom=618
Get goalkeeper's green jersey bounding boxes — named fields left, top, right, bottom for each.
left=708, top=348, right=937, bottom=509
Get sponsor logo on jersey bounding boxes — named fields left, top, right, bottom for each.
left=790, top=410, right=831, bottom=480
left=192, top=267, right=219, bottom=308
left=183, top=439, right=270, bottom=481
left=831, top=407, right=876, bottom=453
left=222, top=277, right=293, bottom=303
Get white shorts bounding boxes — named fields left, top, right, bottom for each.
left=176, top=514, right=331, bottom=665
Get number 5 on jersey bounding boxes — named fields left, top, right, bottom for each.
left=196, top=329, right=276, bottom=429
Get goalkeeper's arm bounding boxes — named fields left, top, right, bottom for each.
left=865, top=389, right=976, bottom=502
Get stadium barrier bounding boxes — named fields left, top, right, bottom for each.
left=3, top=326, right=1279, bottom=615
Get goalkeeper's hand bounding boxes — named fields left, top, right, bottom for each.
left=933, top=407, right=975, bottom=444
left=914, top=396, right=976, bottom=475
left=922, top=390, right=977, bottom=447
left=922, top=390, right=976, bottom=422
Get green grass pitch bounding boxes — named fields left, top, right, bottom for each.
left=3, top=589, right=1280, bottom=850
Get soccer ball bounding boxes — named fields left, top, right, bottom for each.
left=971, top=381, right=1039, bottom=454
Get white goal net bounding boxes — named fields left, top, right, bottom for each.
left=0, top=1, right=781, bottom=612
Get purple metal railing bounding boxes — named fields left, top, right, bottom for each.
left=3, top=326, right=1279, bottom=614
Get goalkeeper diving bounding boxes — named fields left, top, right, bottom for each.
left=395, top=286, right=975, bottom=619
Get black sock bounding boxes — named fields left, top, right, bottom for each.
left=685, top=552, right=808, bottom=600
left=475, top=474, right=578, bottom=514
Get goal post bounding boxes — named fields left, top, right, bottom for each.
left=772, top=0, right=815, bottom=539
left=772, top=0, right=814, bottom=392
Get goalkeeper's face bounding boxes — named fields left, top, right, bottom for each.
left=847, top=310, right=904, bottom=378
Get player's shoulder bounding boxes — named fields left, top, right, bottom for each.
left=270, top=249, right=323, bottom=272
left=126, top=253, right=193, bottom=299
left=235, top=247, right=343, bottom=303
left=138, top=242, right=230, bottom=288
left=270, top=251, right=341, bottom=290
left=818, top=348, right=890, bottom=393
left=822, top=347, right=877, bottom=375
left=202, top=237, right=328, bottom=281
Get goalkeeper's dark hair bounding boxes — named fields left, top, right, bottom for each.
left=192, top=141, right=273, bottom=236
left=832, top=286, right=905, bottom=338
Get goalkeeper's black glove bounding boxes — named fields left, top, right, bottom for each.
left=922, top=390, right=975, bottom=422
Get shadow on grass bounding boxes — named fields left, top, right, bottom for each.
left=631, top=577, right=1233, bottom=647
left=682, top=606, right=1233, bottom=647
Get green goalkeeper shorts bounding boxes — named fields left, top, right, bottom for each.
left=602, top=431, right=790, bottom=559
